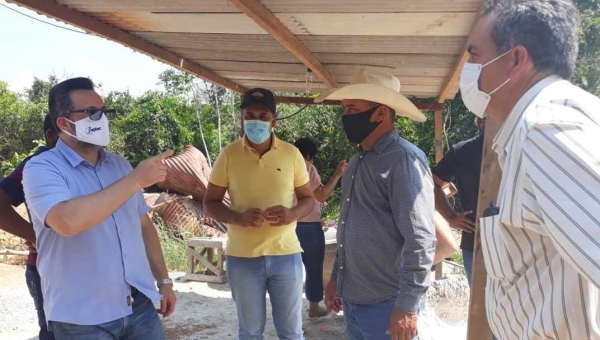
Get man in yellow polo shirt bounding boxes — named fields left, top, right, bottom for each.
left=204, top=88, right=314, bottom=340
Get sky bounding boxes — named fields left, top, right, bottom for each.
left=0, top=0, right=173, bottom=96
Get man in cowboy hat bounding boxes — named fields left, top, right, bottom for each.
left=319, top=68, right=436, bottom=340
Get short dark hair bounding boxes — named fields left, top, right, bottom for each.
left=367, top=101, right=396, bottom=121
left=48, top=77, right=95, bottom=129
left=43, top=113, right=57, bottom=133
left=294, top=138, right=318, bottom=160
left=482, top=0, right=579, bottom=79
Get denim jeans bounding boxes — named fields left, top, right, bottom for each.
left=343, top=298, right=419, bottom=340
left=25, top=264, right=54, bottom=340
left=227, top=253, right=304, bottom=340
left=296, top=222, right=325, bottom=303
left=462, top=249, right=474, bottom=286
left=50, top=288, right=165, bottom=340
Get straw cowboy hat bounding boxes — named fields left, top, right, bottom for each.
left=315, top=68, right=426, bottom=122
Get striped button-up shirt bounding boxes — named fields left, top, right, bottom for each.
left=483, top=75, right=600, bottom=340
left=331, top=130, right=436, bottom=314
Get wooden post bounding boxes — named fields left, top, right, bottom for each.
left=434, top=109, right=444, bottom=280
left=466, top=118, right=501, bottom=340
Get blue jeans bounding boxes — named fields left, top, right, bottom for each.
left=296, top=222, right=325, bottom=303
left=343, top=299, right=419, bottom=340
left=462, top=249, right=474, bottom=286
left=50, top=288, right=165, bottom=340
left=25, top=264, right=54, bottom=340
left=227, top=254, right=304, bottom=340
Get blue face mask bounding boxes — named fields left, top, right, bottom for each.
left=243, top=120, right=272, bottom=144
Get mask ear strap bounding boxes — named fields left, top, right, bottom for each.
left=489, top=78, right=511, bottom=95
left=483, top=49, right=512, bottom=68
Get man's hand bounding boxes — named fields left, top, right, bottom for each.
left=387, top=310, right=418, bottom=340
left=333, top=160, right=348, bottom=179
left=158, top=285, right=177, bottom=318
left=324, top=280, right=343, bottom=313
left=448, top=211, right=476, bottom=233
left=24, top=240, right=37, bottom=253
left=265, top=206, right=296, bottom=226
left=130, top=150, right=174, bottom=188
left=235, top=208, right=266, bottom=228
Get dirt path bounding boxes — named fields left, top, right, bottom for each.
left=0, top=264, right=346, bottom=340
left=0, top=264, right=468, bottom=340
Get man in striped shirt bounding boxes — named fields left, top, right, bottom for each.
left=462, top=0, right=600, bottom=339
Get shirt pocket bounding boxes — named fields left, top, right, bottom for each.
left=480, top=214, right=510, bottom=281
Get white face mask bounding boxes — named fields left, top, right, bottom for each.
left=61, top=114, right=110, bottom=147
left=459, top=50, right=512, bottom=118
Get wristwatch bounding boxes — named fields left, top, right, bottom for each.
left=157, top=278, right=174, bottom=288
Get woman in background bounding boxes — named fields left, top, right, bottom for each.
left=294, top=138, right=347, bottom=318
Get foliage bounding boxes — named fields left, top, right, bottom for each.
left=1, top=4, right=599, bottom=216
left=573, top=0, right=600, bottom=95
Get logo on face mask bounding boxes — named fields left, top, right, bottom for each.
left=85, top=126, right=101, bottom=135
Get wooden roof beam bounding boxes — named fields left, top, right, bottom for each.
left=437, top=4, right=484, bottom=103
left=275, top=96, right=443, bottom=111
left=229, top=0, right=338, bottom=89
left=7, top=0, right=247, bottom=94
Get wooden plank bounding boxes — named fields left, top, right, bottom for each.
left=187, top=248, right=221, bottom=275
left=177, top=49, right=300, bottom=63
left=467, top=119, right=501, bottom=340
left=187, top=246, right=194, bottom=274
left=200, top=61, right=453, bottom=78
left=236, top=80, right=441, bottom=94
left=187, top=237, right=227, bottom=248
left=315, top=54, right=457, bottom=69
left=8, top=0, right=246, bottom=94
left=229, top=0, right=337, bottom=88
left=134, top=32, right=466, bottom=55
left=434, top=110, right=444, bottom=162
left=437, top=1, right=485, bottom=102
left=184, top=273, right=228, bottom=283
left=275, top=96, right=443, bottom=111
left=59, top=0, right=482, bottom=13
left=189, top=54, right=457, bottom=70
left=222, top=72, right=447, bottom=86
left=92, top=12, right=476, bottom=36
left=434, top=109, right=445, bottom=280
left=217, top=248, right=225, bottom=275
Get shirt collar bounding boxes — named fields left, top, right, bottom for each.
left=55, top=138, right=110, bottom=167
left=242, top=133, right=279, bottom=151
left=493, top=75, right=562, bottom=153
left=370, top=130, right=398, bottom=154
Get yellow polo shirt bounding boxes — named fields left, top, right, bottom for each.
left=209, top=135, right=309, bottom=257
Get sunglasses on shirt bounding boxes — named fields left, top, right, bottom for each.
left=66, top=108, right=117, bottom=120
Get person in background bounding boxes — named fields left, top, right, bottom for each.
left=0, top=114, right=58, bottom=340
left=432, top=117, right=485, bottom=285
left=464, top=0, right=600, bottom=338
left=319, top=68, right=436, bottom=340
left=293, top=137, right=347, bottom=318
left=23, top=77, right=176, bottom=340
left=204, top=88, right=314, bottom=340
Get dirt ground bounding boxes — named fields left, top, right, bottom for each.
left=0, top=263, right=346, bottom=340
left=0, top=263, right=468, bottom=340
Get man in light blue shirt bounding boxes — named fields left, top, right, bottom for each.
left=23, top=78, right=176, bottom=340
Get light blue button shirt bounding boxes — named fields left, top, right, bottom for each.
left=23, top=139, right=160, bottom=325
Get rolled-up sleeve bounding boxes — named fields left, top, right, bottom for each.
left=23, top=158, right=72, bottom=227
left=388, top=152, right=436, bottom=314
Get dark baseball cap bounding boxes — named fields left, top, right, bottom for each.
left=240, top=88, right=276, bottom=115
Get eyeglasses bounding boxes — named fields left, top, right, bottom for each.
left=65, top=108, right=117, bottom=120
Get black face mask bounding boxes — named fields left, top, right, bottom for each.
left=342, top=105, right=381, bottom=144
